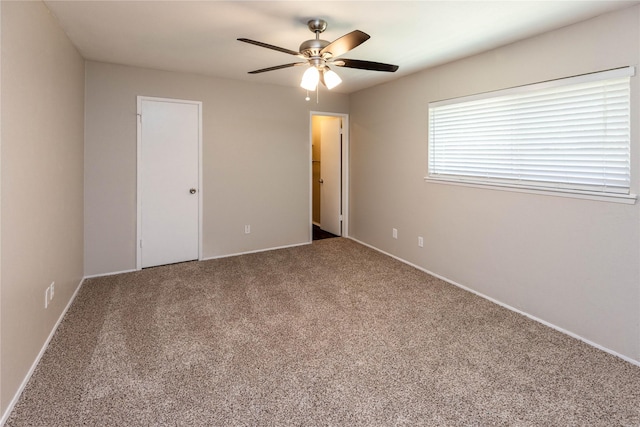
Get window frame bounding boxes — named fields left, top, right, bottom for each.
left=425, top=67, right=636, bottom=204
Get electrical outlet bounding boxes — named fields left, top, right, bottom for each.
left=392, top=228, right=398, bottom=239
left=418, top=236, right=424, bottom=248
left=244, top=225, right=251, bottom=234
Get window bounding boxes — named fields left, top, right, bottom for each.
left=428, top=67, right=634, bottom=199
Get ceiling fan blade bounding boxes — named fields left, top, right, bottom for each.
left=334, top=58, right=399, bottom=72
left=238, top=38, right=301, bottom=57
left=248, top=62, right=307, bottom=74
left=320, top=30, right=370, bottom=58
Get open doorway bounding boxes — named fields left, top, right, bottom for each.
left=310, top=112, right=349, bottom=241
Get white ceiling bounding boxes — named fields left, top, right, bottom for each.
left=43, top=0, right=637, bottom=94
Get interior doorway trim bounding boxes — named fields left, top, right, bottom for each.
left=309, top=111, right=349, bottom=241
left=136, top=96, right=203, bottom=270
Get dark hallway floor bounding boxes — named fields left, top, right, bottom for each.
left=312, top=224, right=339, bottom=240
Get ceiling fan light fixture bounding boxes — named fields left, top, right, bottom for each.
left=300, top=66, right=319, bottom=90
left=323, top=69, right=342, bottom=89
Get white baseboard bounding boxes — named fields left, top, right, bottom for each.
left=0, top=276, right=86, bottom=426
left=83, top=268, right=137, bottom=279
left=200, top=241, right=312, bottom=261
left=347, top=236, right=640, bottom=368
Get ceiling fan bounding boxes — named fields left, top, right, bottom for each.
left=238, top=19, right=399, bottom=91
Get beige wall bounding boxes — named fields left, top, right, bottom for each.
left=1, top=0, right=85, bottom=415
left=84, top=62, right=349, bottom=276
left=349, top=6, right=640, bottom=362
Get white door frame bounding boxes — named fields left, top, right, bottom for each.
left=136, top=96, right=203, bottom=270
left=309, top=111, right=349, bottom=241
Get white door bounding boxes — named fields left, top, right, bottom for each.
left=320, top=117, right=342, bottom=236
left=138, top=98, right=201, bottom=268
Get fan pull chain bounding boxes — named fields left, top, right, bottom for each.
left=305, top=91, right=311, bottom=102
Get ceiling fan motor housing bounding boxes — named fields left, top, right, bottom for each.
left=300, top=19, right=331, bottom=63
left=299, top=39, right=330, bottom=59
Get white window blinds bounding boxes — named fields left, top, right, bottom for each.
left=428, top=67, right=633, bottom=195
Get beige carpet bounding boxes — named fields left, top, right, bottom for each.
left=6, top=238, right=640, bottom=426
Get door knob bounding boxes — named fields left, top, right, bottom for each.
left=319, top=178, right=324, bottom=184
left=189, top=188, right=197, bottom=194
